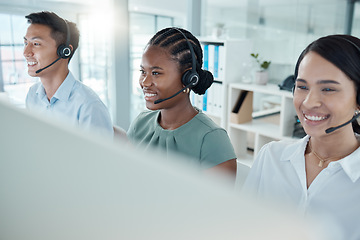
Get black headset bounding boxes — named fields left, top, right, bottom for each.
left=57, top=19, right=71, bottom=59
left=35, top=18, right=72, bottom=74
left=172, top=27, right=199, bottom=88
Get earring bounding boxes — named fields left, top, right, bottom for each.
left=183, top=88, right=190, bottom=94
left=355, top=109, right=360, bottom=116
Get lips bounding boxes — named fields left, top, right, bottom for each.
left=26, top=60, right=38, bottom=69
left=143, top=91, right=158, bottom=101
left=304, top=114, right=329, bottom=121
left=27, top=61, right=37, bottom=66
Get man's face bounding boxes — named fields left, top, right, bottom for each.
left=23, top=24, right=59, bottom=76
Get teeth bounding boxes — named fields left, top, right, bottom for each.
left=27, top=61, right=37, bottom=66
left=144, top=93, right=156, bottom=97
left=305, top=115, right=328, bottom=121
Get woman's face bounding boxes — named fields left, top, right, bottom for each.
left=139, top=45, right=185, bottom=110
left=293, top=51, right=358, bottom=138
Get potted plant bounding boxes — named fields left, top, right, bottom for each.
left=250, top=53, right=271, bottom=85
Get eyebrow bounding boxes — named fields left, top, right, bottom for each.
left=295, top=78, right=340, bottom=85
left=23, top=36, right=43, bottom=41
left=140, top=65, right=163, bottom=70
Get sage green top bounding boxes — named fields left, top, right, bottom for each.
left=127, top=110, right=236, bottom=169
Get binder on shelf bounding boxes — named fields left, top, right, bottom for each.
left=230, top=90, right=253, bottom=124
left=208, top=44, right=215, bottom=75
left=218, top=45, right=225, bottom=81
left=203, top=44, right=209, bottom=70
left=213, top=45, right=219, bottom=79
left=212, top=82, right=223, bottom=117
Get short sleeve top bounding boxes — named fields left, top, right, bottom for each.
left=127, top=110, right=236, bottom=169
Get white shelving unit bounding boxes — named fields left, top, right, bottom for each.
left=191, top=38, right=253, bottom=129
left=227, top=82, right=298, bottom=166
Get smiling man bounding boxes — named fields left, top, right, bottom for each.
left=24, top=11, right=113, bottom=138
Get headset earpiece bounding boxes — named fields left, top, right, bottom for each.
left=57, top=20, right=71, bottom=59
left=182, top=70, right=199, bottom=87
left=57, top=44, right=71, bottom=59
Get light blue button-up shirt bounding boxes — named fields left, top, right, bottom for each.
left=26, top=72, right=113, bottom=138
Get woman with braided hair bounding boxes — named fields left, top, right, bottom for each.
left=127, top=27, right=236, bottom=177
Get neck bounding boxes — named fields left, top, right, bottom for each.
left=40, top=66, right=69, bottom=101
left=159, top=100, right=198, bottom=130
left=309, top=132, right=359, bottom=161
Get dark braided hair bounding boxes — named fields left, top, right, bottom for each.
left=147, top=27, right=213, bottom=95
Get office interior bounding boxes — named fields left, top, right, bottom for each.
left=2, top=0, right=360, bottom=162
left=0, top=0, right=359, bottom=238
left=2, top=0, right=360, bottom=129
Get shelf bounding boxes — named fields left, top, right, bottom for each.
left=229, top=119, right=283, bottom=140
left=227, top=82, right=298, bottom=161
left=191, top=39, right=253, bottom=129
left=230, top=82, right=293, bottom=98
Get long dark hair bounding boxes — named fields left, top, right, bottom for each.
left=294, top=34, right=360, bottom=133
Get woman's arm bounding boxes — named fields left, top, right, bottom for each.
left=203, top=158, right=237, bottom=181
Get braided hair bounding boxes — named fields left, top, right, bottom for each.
left=147, top=27, right=213, bottom=95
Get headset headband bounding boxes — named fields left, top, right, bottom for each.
left=172, top=27, right=197, bottom=75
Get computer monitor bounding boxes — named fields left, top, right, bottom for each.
left=0, top=99, right=322, bottom=240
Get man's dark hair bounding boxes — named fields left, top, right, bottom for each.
left=25, top=11, right=80, bottom=61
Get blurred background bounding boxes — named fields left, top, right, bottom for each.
left=1, top=0, right=360, bottom=130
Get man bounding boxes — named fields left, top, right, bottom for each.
left=24, top=11, right=113, bottom=137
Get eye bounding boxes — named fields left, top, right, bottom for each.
left=152, top=71, right=160, bottom=76
left=34, top=42, right=40, bottom=46
left=322, top=87, right=335, bottom=92
left=296, top=85, right=308, bottom=90
left=139, top=69, right=145, bottom=75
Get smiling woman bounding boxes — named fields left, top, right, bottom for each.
left=243, top=34, right=360, bottom=240
left=127, top=27, right=237, bottom=179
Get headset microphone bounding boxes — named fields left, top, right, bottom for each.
left=325, top=112, right=360, bottom=134
left=154, top=81, right=198, bottom=104
left=35, top=57, right=61, bottom=74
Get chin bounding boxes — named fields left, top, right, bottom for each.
left=27, top=71, right=37, bottom=77
left=145, top=103, right=159, bottom=111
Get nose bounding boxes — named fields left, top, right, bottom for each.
left=302, top=90, right=322, bottom=108
left=140, top=74, right=152, bottom=88
left=23, top=44, right=33, bottom=57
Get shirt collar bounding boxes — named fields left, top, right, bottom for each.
left=283, top=135, right=360, bottom=183
left=338, top=146, right=360, bottom=183
left=35, top=82, right=46, bottom=99
left=280, top=135, right=310, bottom=163
left=35, top=71, right=75, bottom=103
left=52, top=71, right=75, bottom=102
